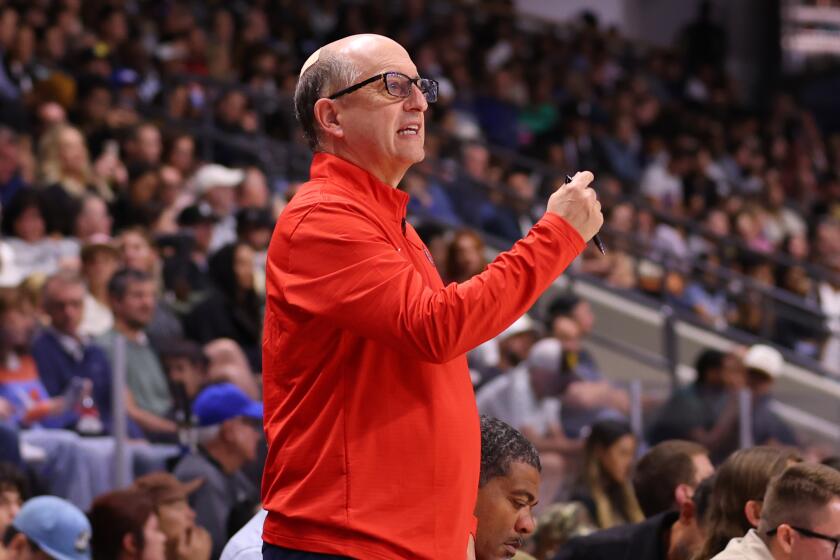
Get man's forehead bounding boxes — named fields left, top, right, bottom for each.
left=496, top=461, right=541, bottom=491
left=299, top=34, right=415, bottom=77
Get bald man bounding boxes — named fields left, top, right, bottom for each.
left=262, top=34, right=603, bottom=560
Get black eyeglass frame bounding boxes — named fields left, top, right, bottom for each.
left=327, top=71, right=438, bottom=102
left=767, top=525, right=840, bottom=558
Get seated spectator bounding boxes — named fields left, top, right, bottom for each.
left=235, top=168, right=271, bottom=212
left=742, top=345, right=797, bottom=448
left=545, top=294, right=601, bottom=381
left=133, top=472, right=212, bottom=560
left=110, top=163, right=165, bottom=230
left=174, top=383, right=261, bottom=558
left=79, top=237, right=118, bottom=337
left=183, top=242, right=263, bottom=372
left=712, top=463, right=840, bottom=560
left=469, top=313, right=540, bottom=388
left=235, top=206, right=274, bottom=296
left=445, top=228, right=487, bottom=283
left=0, top=462, right=27, bottom=554
left=3, top=495, right=92, bottom=560
left=648, top=349, right=745, bottom=463
left=202, top=339, right=260, bottom=400
left=553, top=317, right=630, bottom=438
left=696, top=447, right=801, bottom=560
left=477, top=338, right=580, bottom=508
left=162, top=203, right=217, bottom=304
left=570, top=420, right=644, bottom=529
left=558, top=473, right=714, bottom=560
left=220, top=416, right=542, bottom=560
left=73, top=194, right=114, bottom=242
left=403, top=170, right=461, bottom=226
left=89, top=488, right=166, bottom=560
left=123, top=122, right=163, bottom=168
left=159, top=339, right=210, bottom=407
left=36, top=123, right=114, bottom=236
left=639, top=146, right=693, bottom=213
left=98, top=268, right=176, bottom=439
left=31, top=271, right=117, bottom=435
left=681, top=253, right=729, bottom=329
left=190, top=164, right=244, bottom=251
left=115, top=228, right=184, bottom=353
left=633, top=440, right=714, bottom=518
left=0, top=126, right=29, bottom=208
left=474, top=416, right=541, bottom=560
left=0, top=288, right=80, bottom=429
left=772, top=264, right=823, bottom=359
left=1, top=189, right=78, bottom=278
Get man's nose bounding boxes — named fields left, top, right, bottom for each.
left=515, top=510, right=536, bottom=535
left=404, top=83, right=428, bottom=112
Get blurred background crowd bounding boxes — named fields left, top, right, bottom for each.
left=0, top=0, right=839, bottom=559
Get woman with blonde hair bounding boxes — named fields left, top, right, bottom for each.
left=37, top=124, right=117, bottom=235
left=571, top=419, right=645, bottom=529
left=695, top=446, right=801, bottom=560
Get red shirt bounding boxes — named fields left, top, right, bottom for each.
left=262, top=153, right=585, bottom=559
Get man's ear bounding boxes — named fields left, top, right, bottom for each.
left=679, top=493, right=696, bottom=524
left=775, top=524, right=795, bottom=554
left=674, top=483, right=694, bottom=509
left=123, top=531, right=138, bottom=554
left=313, top=98, right=343, bottom=142
left=744, top=499, right=762, bottom=527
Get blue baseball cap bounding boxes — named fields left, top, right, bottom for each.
left=192, top=383, right=263, bottom=427
left=12, top=496, right=91, bottom=560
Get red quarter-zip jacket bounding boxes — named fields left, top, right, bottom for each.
left=261, top=153, right=585, bottom=559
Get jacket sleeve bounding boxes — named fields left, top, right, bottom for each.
left=279, top=200, right=585, bottom=364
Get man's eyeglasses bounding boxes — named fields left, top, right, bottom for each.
left=767, top=525, right=840, bottom=558
left=327, top=71, right=439, bottom=103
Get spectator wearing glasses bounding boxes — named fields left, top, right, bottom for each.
left=262, top=33, right=602, bottom=560
left=712, top=462, right=840, bottom=560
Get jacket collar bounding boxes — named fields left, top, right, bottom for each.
left=309, top=152, right=409, bottom=223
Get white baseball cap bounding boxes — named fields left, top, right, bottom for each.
left=743, top=344, right=784, bottom=379
left=193, top=164, right=245, bottom=195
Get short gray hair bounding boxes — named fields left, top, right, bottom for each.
left=294, top=54, right=360, bottom=151
left=479, top=415, right=541, bottom=487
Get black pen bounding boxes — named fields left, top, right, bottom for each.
left=566, top=174, right=606, bottom=255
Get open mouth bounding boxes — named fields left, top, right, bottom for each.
left=397, top=124, right=421, bottom=136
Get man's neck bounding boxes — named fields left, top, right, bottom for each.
left=113, top=318, right=143, bottom=341
left=321, top=148, right=407, bottom=188
left=665, top=520, right=686, bottom=560
left=203, top=440, right=243, bottom=474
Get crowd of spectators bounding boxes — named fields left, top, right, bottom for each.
left=0, top=0, right=837, bottom=374
left=0, top=0, right=839, bottom=559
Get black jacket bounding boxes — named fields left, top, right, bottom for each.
left=555, top=511, right=678, bottom=560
